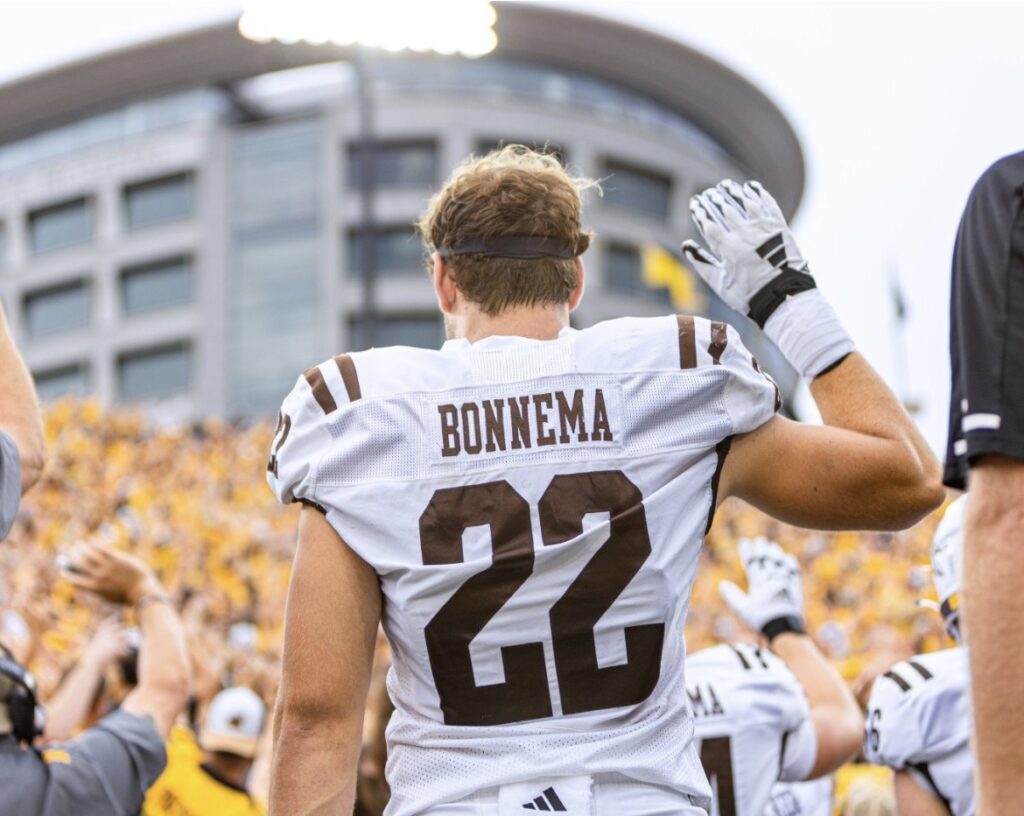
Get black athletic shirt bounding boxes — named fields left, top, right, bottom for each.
left=945, top=150, right=1024, bottom=489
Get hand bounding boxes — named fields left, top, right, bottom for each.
left=83, top=617, right=133, bottom=666
left=66, top=541, right=161, bottom=606
left=719, top=537, right=804, bottom=634
left=682, top=180, right=814, bottom=324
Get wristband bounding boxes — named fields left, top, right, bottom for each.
left=762, top=615, right=806, bottom=643
left=134, top=592, right=173, bottom=615
left=763, top=288, right=855, bottom=381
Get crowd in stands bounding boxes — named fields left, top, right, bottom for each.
left=0, top=399, right=947, bottom=814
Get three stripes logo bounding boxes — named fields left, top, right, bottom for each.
left=755, top=233, right=790, bottom=270
left=522, top=786, right=567, bottom=811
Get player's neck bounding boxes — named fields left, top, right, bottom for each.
left=454, top=304, right=570, bottom=344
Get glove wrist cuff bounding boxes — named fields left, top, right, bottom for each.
left=763, top=288, right=855, bottom=380
left=761, top=615, right=806, bottom=642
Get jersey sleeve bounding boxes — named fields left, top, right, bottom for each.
left=779, top=717, right=818, bottom=782
left=715, top=322, right=782, bottom=436
left=755, top=648, right=817, bottom=782
left=865, top=666, right=925, bottom=768
left=266, top=371, right=335, bottom=509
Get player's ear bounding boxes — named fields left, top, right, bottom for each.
left=432, top=253, right=458, bottom=314
left=568, top=257, right=585, bottom=312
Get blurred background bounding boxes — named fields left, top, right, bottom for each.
left=0, top=3, right=1019, bottom=812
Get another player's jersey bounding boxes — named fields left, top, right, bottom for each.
left=764, top=778, right=833, bottom=816
left=687, top=644, right=818, bottom=816
left=864, top=648, right=973, bottom=816
left=268, top=316, right=779, bottom=815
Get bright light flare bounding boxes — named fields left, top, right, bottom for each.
left=238, top=1, right=498, bottom=58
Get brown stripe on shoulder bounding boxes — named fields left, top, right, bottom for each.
left=676, top=315, right=697, bottom=369
left=709, top=321, right=728, bottom=365
left=334, top=353, right=362, bottom=402
left=303, top=366, right=337, bottom=414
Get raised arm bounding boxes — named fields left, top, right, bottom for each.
left=720, top=538, right=863, bottom=778
left=67, top=542, right=190, bottom=739
left=269, top=507, right=381, bottom=816
left=683, top=181, right=944, bottom=531
left=0, top=303, right=45, bottom=495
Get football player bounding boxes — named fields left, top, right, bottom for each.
left=267, top=147, right=943, bottom=815
left=688, top=539, right=860, bottom=816
left=863, top=496, right=972, bottom=816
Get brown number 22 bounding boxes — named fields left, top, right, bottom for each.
left=419, top=470, right=665, bottom=726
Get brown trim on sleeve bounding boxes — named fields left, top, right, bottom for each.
left=303, top=366, right=338, bottom=414
left=676, top=315, right=697, bottom=369
left=297, top=497, right=328, bottom=514
left=709, top=321, right=728, bottom=365
left=705, top=435, right=733, bottom=534
left=334, top=354, right=362, bottom=402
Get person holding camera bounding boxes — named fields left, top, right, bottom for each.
left=0, top=542, right=190, bottom=815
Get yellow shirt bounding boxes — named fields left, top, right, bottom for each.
left=143, top=726, right=264, bottom=816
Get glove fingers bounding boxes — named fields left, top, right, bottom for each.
left=718, top=581, right=750, bottom=620
left=697, top=191, right=731, bottom=230
left=681, top=242, right=728, bottom=293
left=706, top=190, right=746, bottom=231
left=747, top=180, right=784, bottom=220
left=717, top=180, right=749, bottom=217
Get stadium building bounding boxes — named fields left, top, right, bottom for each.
left=0, top=3, right=804, bottom=422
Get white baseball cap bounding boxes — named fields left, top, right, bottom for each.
left=200, top=686, right=266, bottom=759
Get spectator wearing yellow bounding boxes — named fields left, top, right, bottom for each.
left=144, top=686, right=266, bottom=816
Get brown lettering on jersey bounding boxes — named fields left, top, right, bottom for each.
left=556, top=390, right=589, bottom=443
left=509, top=396, right=532, bottom=450
left=435, top=387, right=619, bottom=457
left=591, top=388, right=613, bottom=441
left=461, top=403, right=483, bottom=454
left=533, top=392, right=556, bottom=447
left=438, top=404, right=460, bottom=457
left=483, top=399, right=506, bottom=452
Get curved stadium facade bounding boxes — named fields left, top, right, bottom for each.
left=0, top=3, right=804, bottom=422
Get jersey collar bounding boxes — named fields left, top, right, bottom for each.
left=441, top=326, right=576, bottom=353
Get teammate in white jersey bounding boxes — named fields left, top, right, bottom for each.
left=764, top=779, right=833, bottom=816
left=688, top=539, right=860, bottom=816
left=864, top=496, right=973, bottom=816
left=266, top=148, right=943, bottom=815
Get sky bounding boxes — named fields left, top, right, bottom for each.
left=1, top=0, right=1022, bottom=451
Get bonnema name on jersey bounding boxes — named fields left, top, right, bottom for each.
left=436, top=387, right=615, bottom=457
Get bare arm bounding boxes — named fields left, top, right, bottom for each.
left=43, top=618, right=130, bottom=742
left=963, top=457, right=1024, bottom=814
left=770, top=632, right=863, bottom=778
left=68, top=542, right=190, bottom=739
left=893, top=769, right=950, bottom=816
left=0, top=304, right=45, bottom=493
left=269, top=507, right=381, bottom=816
left=722, top=353, right=945, bottom=530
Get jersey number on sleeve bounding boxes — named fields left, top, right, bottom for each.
left=419, top=471, right=665, bottom=726
left=699, top=737, right=737, bottom=816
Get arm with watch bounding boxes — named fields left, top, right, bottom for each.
left=720, top=537, right=863, bottom=778
left=685, top=180, right=944, bottom=531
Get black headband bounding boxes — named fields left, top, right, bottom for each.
left=437, top=236, right=577, bottom=260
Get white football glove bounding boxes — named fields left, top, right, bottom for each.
left=719, top=537, right=805, bottom=636
left=682, top=180, right=854, bottom=381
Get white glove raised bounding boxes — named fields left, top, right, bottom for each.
left=682, top=180, right=854, bottom=381
left=719, top=537, right=805, bottom=637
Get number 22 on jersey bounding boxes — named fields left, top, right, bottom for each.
left=419, top=470, right=665, bottom=726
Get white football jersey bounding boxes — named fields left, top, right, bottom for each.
left=864, top=648, right=973, bottom=816
left=686, top=644, right=818, bottom=816
left=268, top=316, right=779, bottom=815
left=764, top=778, right=833, bottom=816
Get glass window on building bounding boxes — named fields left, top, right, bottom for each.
left=602, top=159, right=672, bottom=222
left=23, top=279, right=91, bottom=338
left=349, top=314, right=444, bottom=351
left=34, top=363, right=90, bottom=401
left=28, top=197, right=93, bottom=254
left=120, top=256, right=192, bottom=315
left=124, top=172, right=194, bottom=230
left=347, top=140, right=436, bottom=188
left=604, top=242, right=671, bottom=304
left=118, top=342, right=191, bottom=401
left=347, top=226, right=425, bottom=277
left=475, top=138, right=567, bottom=166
